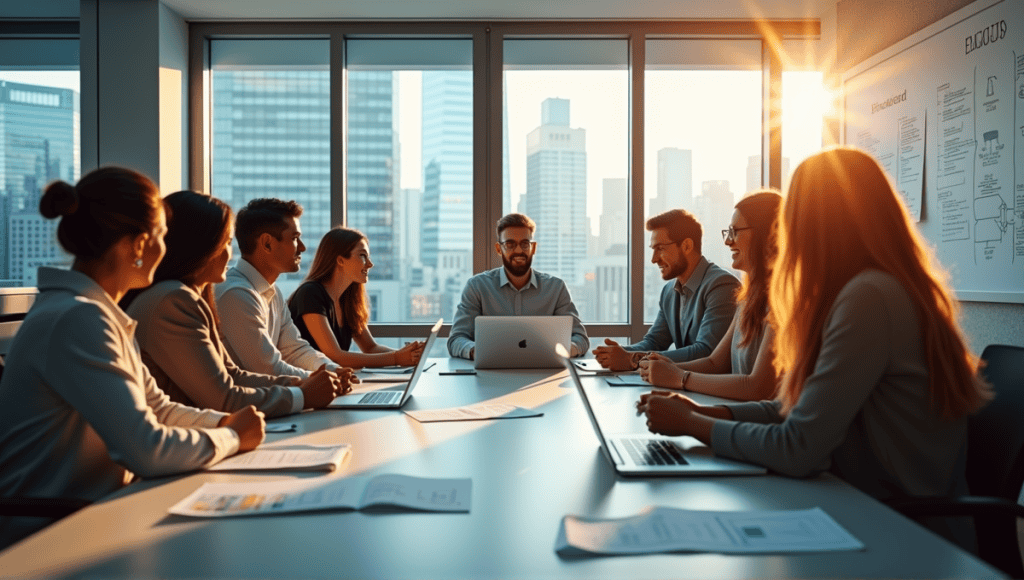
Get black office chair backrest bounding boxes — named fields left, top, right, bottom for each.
left=968, top=344, right=1024, bottom=500
left=967, top=344, right=1024, bottom=577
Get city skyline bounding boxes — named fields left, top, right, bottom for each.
left=2, top=71, right=808, bottom=329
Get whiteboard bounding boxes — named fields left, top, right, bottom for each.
left=843, top=0, right=1024, bottom=303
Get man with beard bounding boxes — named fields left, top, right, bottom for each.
left=447, top=213, right=589, bottom=360
left=216, top=198, right=350, bottom=385
left=593, top=208, right=739, bottom=371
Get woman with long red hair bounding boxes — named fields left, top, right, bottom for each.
left=638, top=147, right=990, bottom=508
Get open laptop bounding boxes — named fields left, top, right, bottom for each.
left=474, top=315, right=571, bottom=369
left=328, top=319, right=442, bottom=409
left=558, top=346, right=766, bottom=476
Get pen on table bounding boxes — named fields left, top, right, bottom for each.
left=266, top=423, right=298, bottom=433
left=439, top=369, right=477, bottom=376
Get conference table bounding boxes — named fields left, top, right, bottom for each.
left=0, top=357, right=1003, bottom=578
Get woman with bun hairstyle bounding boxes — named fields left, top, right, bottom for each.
left=637, top=190, right=781, bottom=401
left=0, top=168, right=265, bottom=548
left=287, top=227, right=424, bottom=368
left=125, top=191, right=347, bottom=417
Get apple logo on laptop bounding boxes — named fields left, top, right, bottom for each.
left=518, top=339, right=527, bottom=348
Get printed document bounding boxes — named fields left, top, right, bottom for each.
left=170, top=474, right=471, bottom=518
left=207, top=444, right=351, bottom=472
left=555, top=506, right=863, bottom=556
left=405, top=403, right=542, bottom=423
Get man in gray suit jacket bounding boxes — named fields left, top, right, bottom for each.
left=594, top=208, right=740, bottom=371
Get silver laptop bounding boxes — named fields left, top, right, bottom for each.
left=559, top=346, right=766, bottom=476
left=328, top=319, right=442, bottom=409
left=474, top=315, right=571, bottom=369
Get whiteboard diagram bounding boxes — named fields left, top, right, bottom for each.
left=844, top=0, right=1024, bottom=302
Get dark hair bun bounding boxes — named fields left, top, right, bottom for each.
left=39, top=181, right=80, bottom=219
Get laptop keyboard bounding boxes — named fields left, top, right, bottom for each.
left=621, top=438, right=689, bottom=466
left=359, top=391, right=399, bottom=405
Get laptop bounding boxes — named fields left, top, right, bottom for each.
left=474, top=315, right=571, bottom=369
left=558, top=346, right=766, bottom=476
left=328, top=319, right=442, bottom=409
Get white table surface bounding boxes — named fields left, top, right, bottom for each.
left=0, top=358, right=1003, bottom=578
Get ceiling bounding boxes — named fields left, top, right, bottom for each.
left=160, top=0, right=836, bottom=21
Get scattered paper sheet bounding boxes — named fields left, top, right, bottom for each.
left=357, top=363, right=434, bottom=382
left=404, top=403, right=543, bottom=423
left=604, top=374, right=650, bottom=387
left=208, top=444, right=351, bottom=472
left=169, top=474, right=471, bottom=517
left=555, top=506, right=864, bottom=556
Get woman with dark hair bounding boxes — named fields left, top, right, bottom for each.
left=0, top=169, right=264, bottom=548
left=637, top=190, right=781, bottom=401
left=126, top=191, right=347, bottom=418
left=288, top=227, right=424, bottom=368
left=638, top=147, right=991, bottom=526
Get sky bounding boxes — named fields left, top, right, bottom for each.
left=397, top=68, right=828, bottom=235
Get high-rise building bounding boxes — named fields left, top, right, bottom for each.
left=745, top=154, right=791, bottom=194
left=210, top=68, right=332, bottom=297
left=598, top=177, right=627, bottom=256
left=346, top=70, right=399, bottom=283
left=420, top=70, right=474, bottom=320
left=521, top=98, right=587, bottom=285
left=696, top=179, right=735, bottom=270
left=1, top=80, right=78, bottom=285
left=421, top=71, right=472, bottom=272
left=7, top=211, right=71, bottom=284
left=653, top=147, right=692, bottom=216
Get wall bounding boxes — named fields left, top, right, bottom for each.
left=836, top=0, right=1024, bottom=352
left=835, top=0, right=976, bottom=71
left=79, top=0, right=188, bottom=193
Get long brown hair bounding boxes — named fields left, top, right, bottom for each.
left=770, top=146, right=991, bottom=419
left=122, top=191, right=233, bottom=327
left=733, top=190, right=782, bottom=347
left=302, top=227, right=370, bottom=334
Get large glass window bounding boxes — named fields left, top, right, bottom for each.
left=644, top=40, right=762, bottom=320
left=210, top=39, right=331, bottom=298
left=782, top=70, right=828, bottom=192
left=197, top=23, right=822, bottom=340
left=345, top=39, right=473, bottom=324
left=504, top=39, right=629, bottom=323
left=1, top=38, right=80, bottom=288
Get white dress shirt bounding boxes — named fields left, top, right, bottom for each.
left=215, top=258, right=333, bottom=379
left=0, top=267, right=240, bottom=546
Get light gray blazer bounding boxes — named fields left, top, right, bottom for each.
left=128, top=281, right=302, bottom=418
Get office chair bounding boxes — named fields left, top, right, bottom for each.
left=886, top=344, right=1024, bottom=578
left=0, top=497, right=91, bottom=519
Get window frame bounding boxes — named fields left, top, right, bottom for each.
left=188, top=20, right=819, bottom=340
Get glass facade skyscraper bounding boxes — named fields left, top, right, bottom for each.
left=420, top=71, right=472, bottom=273
left=211, top=68, right=331, bottom=297
left=346, top=70, right=398, bottom=283
left=1, top=80, right=78, bottom=285
left=521, top=98, right=587, bottom=286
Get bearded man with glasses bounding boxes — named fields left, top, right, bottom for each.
left=447, top=213, right=589, bottom=360
left=593, top=208, right=740, bottom=371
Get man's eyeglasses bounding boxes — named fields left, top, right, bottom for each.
left=721, top=226, right=753, bottom=242
left=500, top=240, right=535, bottom=252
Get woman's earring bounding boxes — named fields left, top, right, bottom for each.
left=133, top=258, right=143, bottom=269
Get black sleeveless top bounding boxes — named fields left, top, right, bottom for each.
left=287, top=281, right=353, bottom=352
